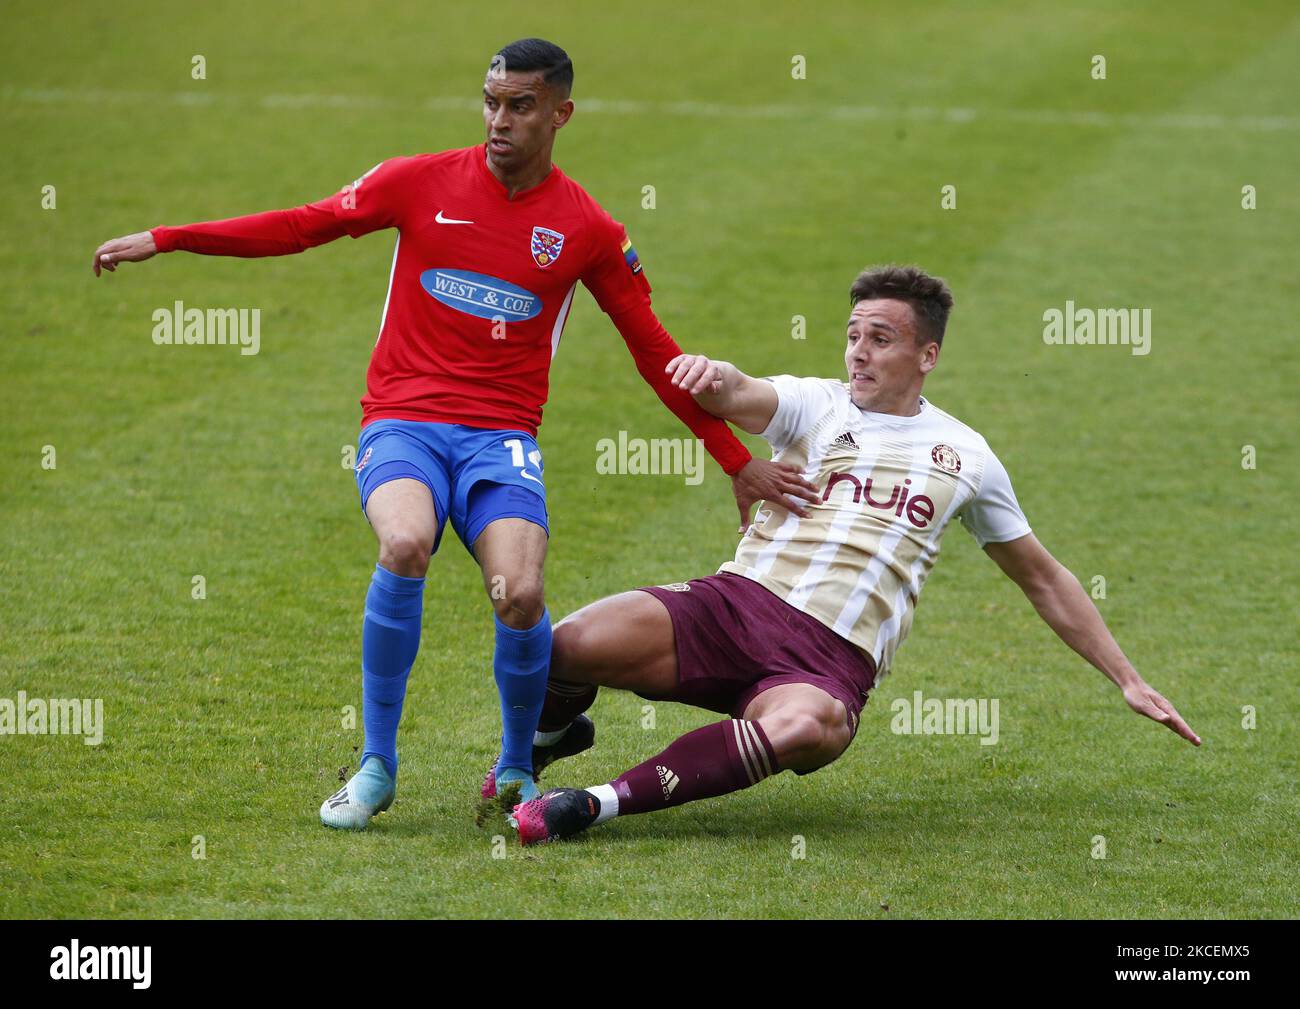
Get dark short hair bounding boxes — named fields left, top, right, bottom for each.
left=849, top=265, right=954, bottom=346
left=492, top=38, right=574, bottom=98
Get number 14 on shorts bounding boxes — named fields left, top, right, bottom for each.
left=504, top=438, right=543, bottom=485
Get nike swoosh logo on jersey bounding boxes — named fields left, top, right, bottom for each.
left=435, top=210, right=474, bottom=224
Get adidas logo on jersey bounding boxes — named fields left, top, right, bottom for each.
left=831, top=431, right=858, bottom=450
left=656, top=764, right=680, bottom=800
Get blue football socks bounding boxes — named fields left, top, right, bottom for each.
left=493, top=609, right=552, bottom=775
left=360, top=563, right=425, bottom=778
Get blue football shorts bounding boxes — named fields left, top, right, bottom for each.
left=353, top=419, right=549, bottom=556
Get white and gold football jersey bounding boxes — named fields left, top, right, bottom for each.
left=720, top=376, right=1031, bottom=683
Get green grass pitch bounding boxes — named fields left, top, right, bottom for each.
left=2, top=0, right=1297, bottom=918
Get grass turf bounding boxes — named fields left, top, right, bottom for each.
left=1, top=0, right=1296, bottom=918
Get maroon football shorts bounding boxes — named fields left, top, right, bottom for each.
left=637, top=572, right=877, bottom=737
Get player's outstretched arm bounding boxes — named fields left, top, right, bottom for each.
left=983, top=533, right=1201, bottom=746
left=91, top=201, right=352, bottom=277
left=665, top=353, right=777, bottom=434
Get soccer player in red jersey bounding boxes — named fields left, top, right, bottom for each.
left=91, top=38, right=819, bottom=828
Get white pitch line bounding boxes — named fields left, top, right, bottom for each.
left=3, top=85, right=1298, bottom=133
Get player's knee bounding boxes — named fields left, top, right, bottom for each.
left=549, top=617, right=583, bottom=678
left=550, top=612, right=603, bottom=680
left=768, top=706, right=850, bottom=772
left=782, top=711, right=833, bottom=762
left=490, top=575, right=546, bottom=629
left=378, top=528, right=434, bottom=577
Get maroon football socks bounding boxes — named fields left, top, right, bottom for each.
left=537, top=678, right=598, bottom=734
left=595, top=719, right=779, bottom=818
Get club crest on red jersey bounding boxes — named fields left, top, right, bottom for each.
left=531, top=226, right=565, bottom=267
left=931, top=444, right=961, bottom=474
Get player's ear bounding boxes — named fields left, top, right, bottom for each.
left=919, top=339, right=940, bottom=374
left=552, top=97, right=574, bottom=130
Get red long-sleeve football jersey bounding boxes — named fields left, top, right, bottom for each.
left=151, top=144, right=751, bottom=474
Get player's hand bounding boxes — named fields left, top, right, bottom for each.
left=730, top=457, right=820, bottom=532
left=92, top=231, right=157, bottom=276
left=1122, top=680, right=1201, bottom=745
left=666, top=353, right=724, bottom=396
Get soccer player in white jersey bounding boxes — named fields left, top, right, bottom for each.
left=508, top=265, right=1200, bottom=846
